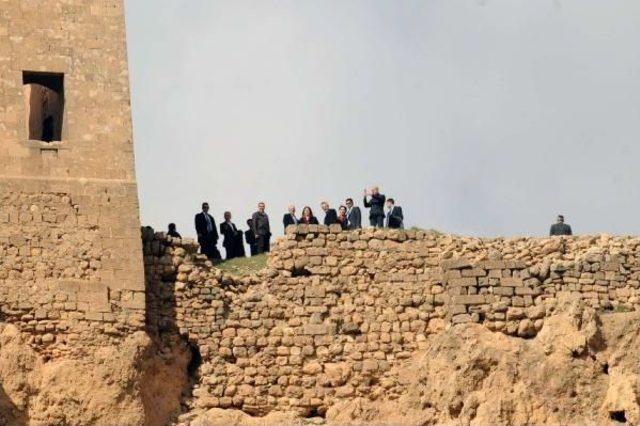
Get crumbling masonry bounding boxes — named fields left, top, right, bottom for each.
left=145, top=225, right=640, bottom=415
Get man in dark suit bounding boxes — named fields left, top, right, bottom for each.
left=251, top=202, right=271, bottom=254
left=385, top=198, right=404, bottom=229
left=321, top=201, right=338, bottom=226
left=245, top=219, right=258, bottom=256
left=345, top=198, right=361, bottom=230
left=364, top=186, right=386, bottom=228
left=550, top=215, right=573, bottom=236
left=283, top=205, right=299, bottom=231
left=220, top=211, right=242, bottom=260
left=194, top=202, right=221, bottom=260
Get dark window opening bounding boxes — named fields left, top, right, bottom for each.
left=187, top=342, right=202, bottom=378
left=610, top=411, right=627, bottom=423
left=23, top=71, right=64, bottom=142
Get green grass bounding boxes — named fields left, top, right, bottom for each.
left=215, top=254, right=268, bottom=276
left=408, top=226, right=444, bottom=235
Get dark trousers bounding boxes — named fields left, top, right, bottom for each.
left=235, top=232, right=246, bottom=258
left=225, top=232, right=246, bottom=260
left=199, top=233, right=221, bottom=260
left=370, top=215, right=384, bottom=228
left=224, top=245, right=236, bottom=260
left=256, top=234, right=271, bottom=254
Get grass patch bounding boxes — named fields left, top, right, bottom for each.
left=613, top=305, right=634, bottom=313
left=215, top=254, right=268, bottom=276
left=408, top=226, right=444, bottom=235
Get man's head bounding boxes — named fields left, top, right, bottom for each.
left=557, top=215, right=565, bottom=224
left=202, top=202, right=209, bottom=212
left=345, top=198, right=354, bottom=209
left=386, top=198, right=395, bottom=209
left=168, top=223, right=176, bottom=231
left=224, top=211, right=232, bottom=221
left=258, top=202, right=266, bottom=213
left=371, top=186, right=379, bottom=196
left=288, top=205, right=296, bottom=215
left=247, top=219, right=253, bottom=227
left=321, top=201, right=329, bottom=212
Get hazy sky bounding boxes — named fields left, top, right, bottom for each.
left=125, top=0, right=640, bottom=238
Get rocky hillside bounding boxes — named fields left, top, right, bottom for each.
left=185, top=297, right=638, bottom=426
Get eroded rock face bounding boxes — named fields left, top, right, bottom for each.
left=0, top=325, right=190, bottom=426
left=325, top=301, right=640, bottom=426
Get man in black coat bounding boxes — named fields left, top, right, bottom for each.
left=345, top=198, right=362, bottom=230
left=245, top=219, right=258, bottom=256
left=385, top=198, right=404, bottom=229
left=167, top=223, right=181, bottom=239
left=220, top=211, right=242, bottom=260
left=364, top=186, right=386, bottom=228
left=283, top=205, right=299, bottom=231
left=321, top=201, right=338, bottom=226
left=194, top=202, right=221, bottom=260
left=549, top=215, right=573, bottom=236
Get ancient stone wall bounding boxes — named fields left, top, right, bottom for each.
left=0, top=0, right=145, bottom=357
left=144, top=225, right=640, bottom=416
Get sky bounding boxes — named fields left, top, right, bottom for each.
left=124, top=0, right=640, bottom=239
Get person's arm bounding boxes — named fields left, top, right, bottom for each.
left=212, top=217, right=219, bottom=241
left=363, top=196, right=371, bottom=208
left=251, top=213, right=259, bottom=235
left=549, top=225, right=554, bottom=236
left=567, top=225, right=573, bottom=236
left=195, top=214, right=202, bottom=238
left=354, top=207, right=361, bottom=228
left=396, top=207, right=404, bottom=229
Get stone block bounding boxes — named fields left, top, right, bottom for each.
left=303, top=324, right=328, bottom=335
left=449, top=277, right=478, bottom=287
left=451, top=314, right=472, bottom=324
left=452, top=295, right=486, bottom=305
left=501, top=277, right=523, bottom=287
left=441, top=258, right=472, bottom=270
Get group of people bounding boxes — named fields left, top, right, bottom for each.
left=172, top=188, right=574, bottom=262
left=174, top=186, right=405, bottom=261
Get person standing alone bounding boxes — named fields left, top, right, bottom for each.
left=549, top=215, right=573, bottom=236
left=252, top=202, right=272, bottom=254
left=363, top=186, right=386, bottom=228
left=194, top=202, right=221, bottom=260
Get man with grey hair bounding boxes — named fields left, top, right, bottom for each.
left=363, top=186, right=386, bottom=228
left=321, top=201, right=338, bottom=226
left=283, top=204, right=298, bottom=231
left=549, top=215, right=573, bottom=236
left=252, top=202, right=271, bottom=253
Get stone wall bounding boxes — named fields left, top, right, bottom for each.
left=0, top=0, right=145, bottom=357
left=144, top=225, right=640, bottom=416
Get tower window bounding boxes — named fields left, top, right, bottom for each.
left=23, top=71, right=64, bottom=142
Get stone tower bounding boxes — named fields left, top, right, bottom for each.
left=0, top=1, right=145, bottom=351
